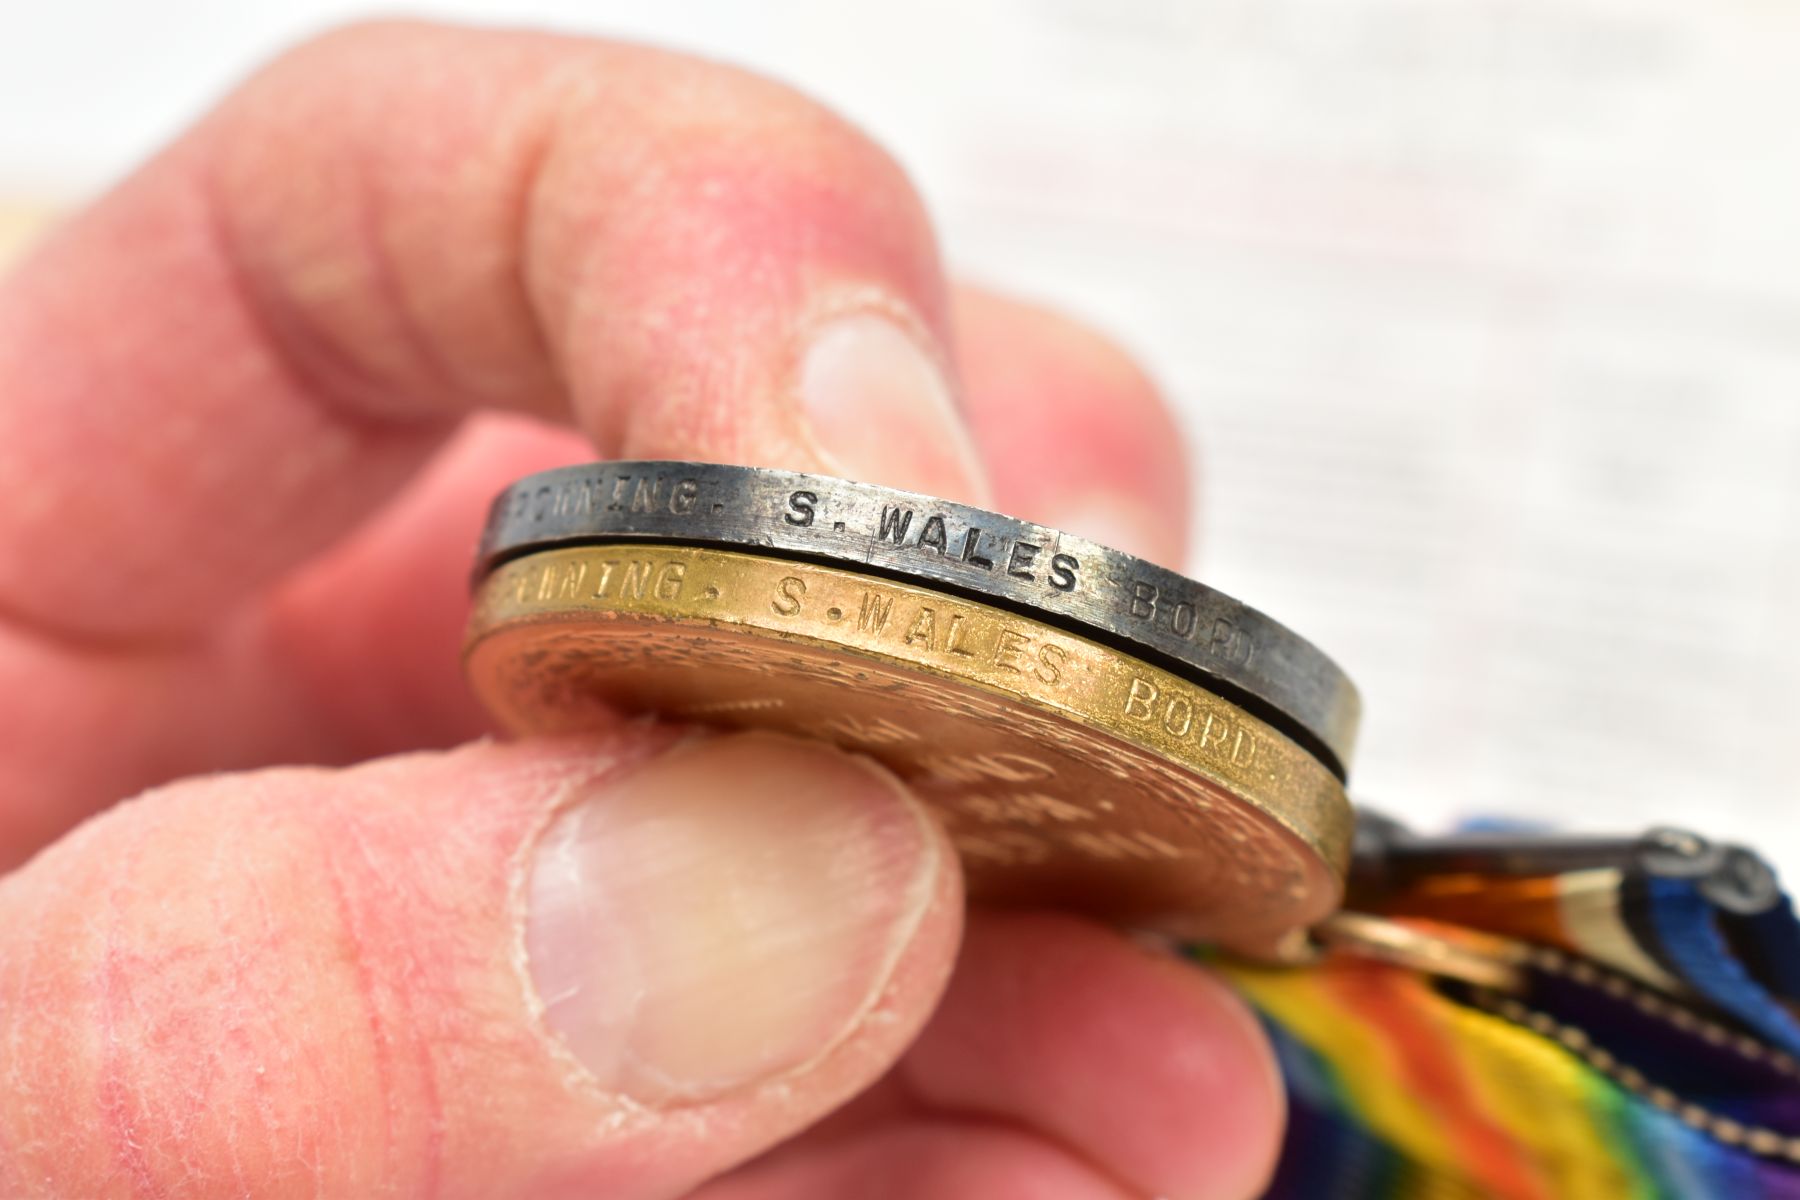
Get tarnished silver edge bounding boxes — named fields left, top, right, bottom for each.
left=472, top=461, right=1361, bottom=778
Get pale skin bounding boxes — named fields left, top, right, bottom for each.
left=0, top=21, right=1284, bottom=1200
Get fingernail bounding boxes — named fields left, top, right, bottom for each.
left=525, top=732, right=940, bottom=1104
left=797, top=310, right=991, bottom=503
left=1041, top=492, right=1175, bottom=564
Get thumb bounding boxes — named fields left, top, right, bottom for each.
left=0, top=730, right=960, bottom=1199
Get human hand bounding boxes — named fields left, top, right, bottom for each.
left=0, top=22, right=1280, bottom=1199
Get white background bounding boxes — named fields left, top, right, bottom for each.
left=5, top=0, right=1798, bottom=869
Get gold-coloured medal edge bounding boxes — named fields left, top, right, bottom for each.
left=467, top=543, right=1353, bottom=882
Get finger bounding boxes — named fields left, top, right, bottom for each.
left=261, top=412, right=596, bottom=757
left=695, top=1124, right=1137, bottom=1200
left=0, top=731, right=961, bottom=1200
left=3, top=282, right=1195, bottom=860
left=0, top=19, right=987, bottom=647
left=264, top=287, right=1194, bottom=765
left=0, top=412, right=591, bottom=867
left=0, top=200, right=50, bottom=265
left=954, top=286, right=1193, bottom=567
left=901, top=912, right=1284, bottom=1200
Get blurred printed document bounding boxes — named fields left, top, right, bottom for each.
left=897, top=0, right=1800, bottom=863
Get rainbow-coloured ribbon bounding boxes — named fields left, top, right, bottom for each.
left=1216, top=821, right=1800, bottom=1199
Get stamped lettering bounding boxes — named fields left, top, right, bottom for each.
left=1006, top=541, right=1039, bottom=580
left=482, top=465, right=1355, bottom=781
left=868, top=506, right=1078, bottom=591
left=517, top=472, right=703, bottom=524
left=1123, top=676, right=1260, bottom=769
left=958, top=527, right=995, bottom=568
left=771, top=576, right=807, bottom=616
left=878, top=505, right=914, bottom=542
left=993, top=628, right=1032, bottom=675
left=527, top=558, right=588, bottom=602
left=1123, top=578, right=1256, bottom=666
left=573, top=557, right=691, bottom=604
left=785, top=490, right=818, bottom=526
left=858, top=589, right=895, bottom=634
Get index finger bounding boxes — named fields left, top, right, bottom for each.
left=0, top=20, right=987, bottom=646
